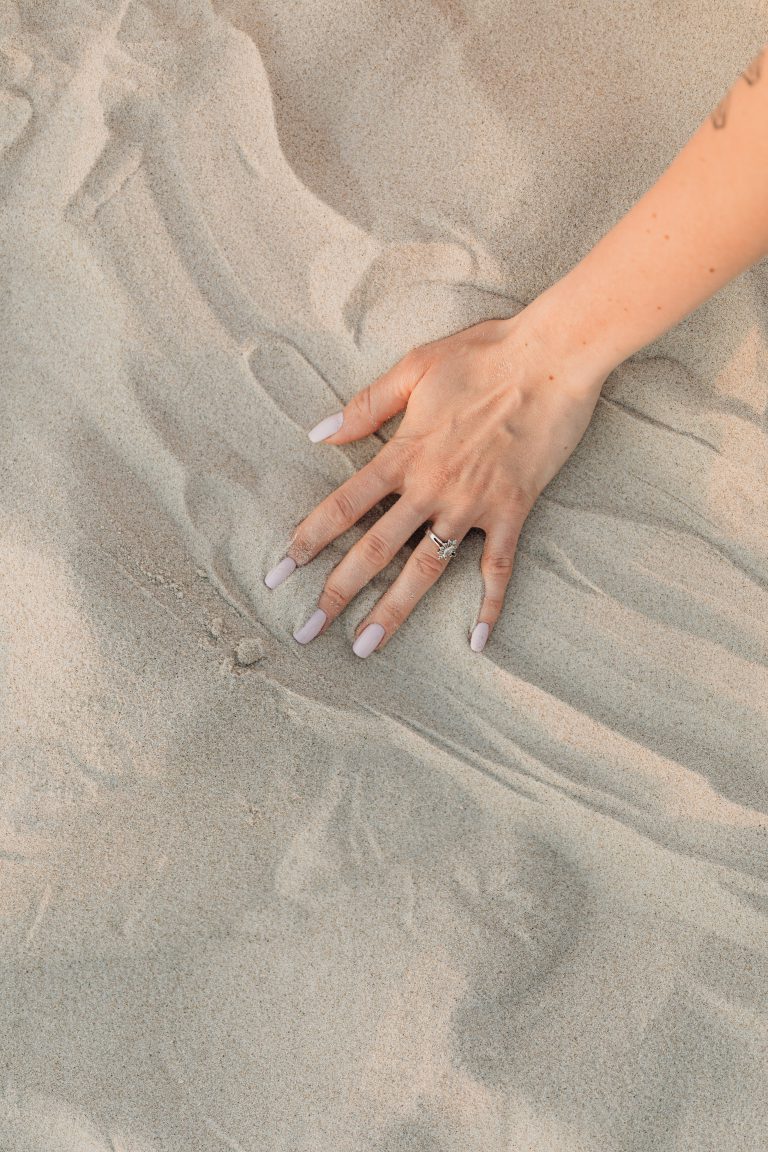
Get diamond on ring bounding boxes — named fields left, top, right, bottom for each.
left=426, top=528, right=459, bottom=560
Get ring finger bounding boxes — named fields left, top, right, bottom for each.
left=351, top=513, right=474, bottom=657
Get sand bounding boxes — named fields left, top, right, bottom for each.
left=1, top=1, right=767, bottom=1148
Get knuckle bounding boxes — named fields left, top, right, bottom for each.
left=359, top=530, right=392, bottom=566
left=321, top=581, right=348, bottom=613
left=364, top=386, right=376, bottom=428
left=481, top=593, right=505, bottom=613
left=504, top=382, right=525, bottom=410
left=352, top=385, right=376, bottom=428
left=483, top=554, right=515, bottom=578
left=391, top=477, right=429, bottom=518
left=405, top=493, right=433, bottom=521
left=377, top=600, right=405, bottom=629
left=327, top=488, right=358, bottom=529
left=429, top=462, right=459, bottom=492
left=415, top=550, right=446, bottom=581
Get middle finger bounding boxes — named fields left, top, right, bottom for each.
left=293, top=496, right=427, bottom=644
left=287, top=445, right=401, bottom=568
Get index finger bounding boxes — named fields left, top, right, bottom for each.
left=286, top=449, right=401, bottom=568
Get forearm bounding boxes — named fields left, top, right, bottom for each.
left=528, top=44, right=768, bottom=383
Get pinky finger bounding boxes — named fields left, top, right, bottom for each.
left=471, top=521, right=522, bottom=652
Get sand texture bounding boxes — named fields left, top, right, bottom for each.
left=2, top=1, right=768, bottom=1148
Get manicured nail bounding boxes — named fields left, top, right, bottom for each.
left=264, top=556, right=297, bottom=589
left=308, top=411, right=344, bottom=443
left=470, top=622, right=489, bottom=652
left=352, top=622, right=385, bottom=658
left=293, top=608, right=327, bottom=645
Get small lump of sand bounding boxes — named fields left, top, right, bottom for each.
left=234, top=638, right=266, bottom=666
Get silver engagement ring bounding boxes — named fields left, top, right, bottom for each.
left=425, top=526, right=459, bottom=561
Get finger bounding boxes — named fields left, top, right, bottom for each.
left=292, top=497, right=427, bottom=644
left=307, top=348, right=430, bottom=445
left=470, top=518, right=523, bottom=653
left=285, top=445, right=402, bottom=570
left=351, top=514, right=473, bottom=657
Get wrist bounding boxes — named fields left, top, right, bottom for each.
left=509, top=272, right=628, bottom=395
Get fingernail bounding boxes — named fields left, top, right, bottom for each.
left=470, top=622, right=489, bottom=652
left=352, top=622, right=385, bottom=658
left=293, top=607, right=327, bottom=645
left=264, top=556, right=297, bottom=589
left=308, top=411, right=344, bottom=443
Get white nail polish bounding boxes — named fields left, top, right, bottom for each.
left=470, top=622, right=489, bottom=652
left=308, top=411, right=344, bottom=443
left=264, top=556, right=297, bottom=589
left=293, top=608, right=327, bottom=645
left=352, top=622, right=385, bottom=658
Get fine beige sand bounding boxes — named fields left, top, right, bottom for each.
left=2, top=1, right=768, bottom=1149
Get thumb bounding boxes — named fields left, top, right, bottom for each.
left=308, top=348, right=428, bottom=445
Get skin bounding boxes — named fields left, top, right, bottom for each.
left=269, top=40, right=768, bottom=655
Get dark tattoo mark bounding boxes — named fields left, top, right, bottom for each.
left=711, top=47, right=764, bottom=129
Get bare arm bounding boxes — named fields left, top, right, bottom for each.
left=527, top=44, right=768, bottom=383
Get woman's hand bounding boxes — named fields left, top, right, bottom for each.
left=264, top=310, right=610, bottom=656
